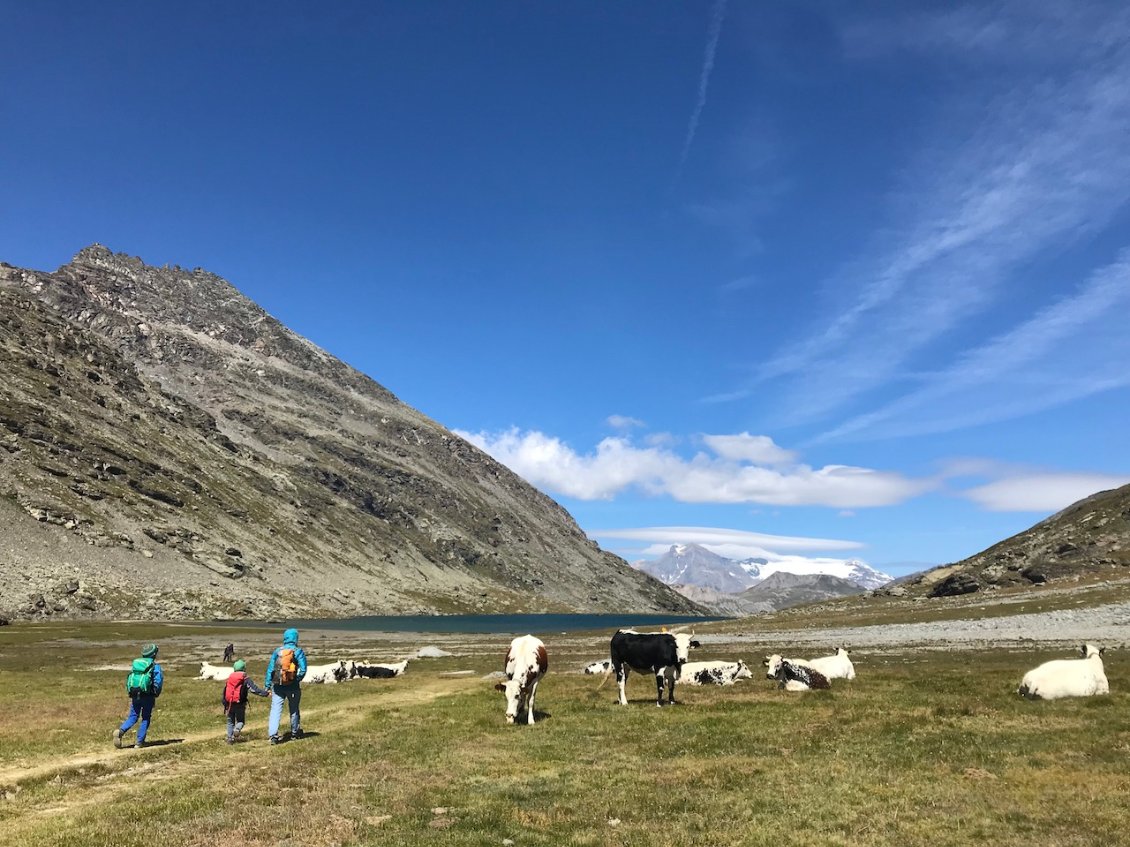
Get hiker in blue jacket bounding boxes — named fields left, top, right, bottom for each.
left=265, top=628, right=307, bottom=745
left=114, top=642, right=164, bottom=749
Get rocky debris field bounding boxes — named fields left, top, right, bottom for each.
left=708, top=601, right=1130, bottom=654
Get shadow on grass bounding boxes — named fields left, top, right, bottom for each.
left=140, top=738, right=184, bottom=748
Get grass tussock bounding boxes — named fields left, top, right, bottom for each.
left=2, top=625, right=1129, bottom=846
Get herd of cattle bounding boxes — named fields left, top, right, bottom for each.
left=197, top=659, right=409, bottom=684
left=497, top=630, right=1112, bottom=725
left=197, top=630, right=1112, bottom=726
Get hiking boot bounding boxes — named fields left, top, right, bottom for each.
left=292, top=728, right=304, bottom=740
left=134, top=742, right=144, bottom=749
left=269, top=735, right=281, bottom=746
left=232, top=728, right=241, bottom=743
left=113, top=729, right=123, bottom=749
left=225, top=737, right=234, bottom=745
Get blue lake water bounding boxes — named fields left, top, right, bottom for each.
left=226, top=613, right=728, bottom=635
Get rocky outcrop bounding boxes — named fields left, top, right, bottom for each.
left=905, top=483, right=1130, bottom=597
left=0, top=247, right=703, bottom=621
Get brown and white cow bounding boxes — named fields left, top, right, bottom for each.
left=494, top=635, right=548, bottom=725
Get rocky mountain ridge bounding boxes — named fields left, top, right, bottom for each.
left=907, top=483, right=1130, bottom=598
left=0, top=246, right=702, bottom=622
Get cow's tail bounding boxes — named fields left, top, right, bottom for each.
left=595, top=660, right=614, bottom=691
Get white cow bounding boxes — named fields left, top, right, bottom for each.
left=197, top=661, right=233, bottom=681
left=583, top=659, right=612, bottom=675
left=494, top=635, right=548, bottom=725
left=807, top=647, right=856, bottom=681
left=1018, top=644, right=1109, bottom=700
left=680, top=660, right=753, bottom=686
left=303, top=660, right=349, bottom=685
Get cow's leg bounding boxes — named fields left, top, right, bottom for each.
left=615, top=663, right=629, bottom=705
left=668, top=667, right=677, bottom=704
left=526, top=678, right=538, bottom=725
left=654, top=669, right=665, bottom=706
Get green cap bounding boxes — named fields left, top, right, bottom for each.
left=141, top=643, right=158, bottom=658
left=233, top=659, right=246, bottom=671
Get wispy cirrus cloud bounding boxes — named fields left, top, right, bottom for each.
left=741, top=2, right=1130, bottom=431
left=818, top=250, right=1130, bottom=442
left=454, top=427, right=930, bottom=507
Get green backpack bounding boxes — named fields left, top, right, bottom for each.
left=126, top=657, right=155, bottom=696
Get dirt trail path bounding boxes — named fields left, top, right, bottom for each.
left=0, top=675, right=479, bottom=789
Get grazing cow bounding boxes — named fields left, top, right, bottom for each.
left=681, top=660, right=753, bottom=687
left=197, top=661, right=233, bottom=681
left=350, top=660, right=409, bottom=679
left=1018, top=643, right=1109, bottom=700
left=583, top=659, right=612, bottom=675
left=770, top=658, right=831, bottom=691
left=807, top=647, right=856, bottom=681
left=610, top=630, right=700, bottom=706
left=494, top=635, right=548, bottom=725
left=302, top=660, right=349, bottom=684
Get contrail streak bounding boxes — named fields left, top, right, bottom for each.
left=677, top=0, right=728, bottom=173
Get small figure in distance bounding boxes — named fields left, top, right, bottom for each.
left=222, top=659, right=269, bottom=744
left=223, top=642, right=235, bottom=663
left=114, top=642, right=164, bottom=749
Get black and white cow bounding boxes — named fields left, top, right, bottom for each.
left=681, top=660, right=753, bottom=686
left=770, top=658, right=830, bottom=691
left=349, top=660, right=409, bottom=679
left=610, top=629, right=700, bottom=706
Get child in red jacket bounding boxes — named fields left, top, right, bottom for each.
left=222, top=659, right=269, bottom=743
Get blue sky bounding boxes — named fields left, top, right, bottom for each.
left=3, top=1, right=1128, bottom=576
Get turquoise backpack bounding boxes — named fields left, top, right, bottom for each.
left=126, top=658, right=155, bottom=696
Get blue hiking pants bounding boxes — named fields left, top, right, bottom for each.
left=268, top=684, right=301, bottom=738
left=119, top=695, right=156, bottom=743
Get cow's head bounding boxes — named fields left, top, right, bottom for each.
left=672, top=633, right=699, bottom=663
left=733, top=660, right=753, bottom=681
left=763, top=654, right=783, bottom=679
left=333, top=661, right=349, bottom=682
left=494, top=678, right=522, bottom=724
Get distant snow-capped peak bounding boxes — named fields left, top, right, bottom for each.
left=632, top=545, right=891, bottom=593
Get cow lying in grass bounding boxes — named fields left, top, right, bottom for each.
left=806, top=647, right=855, bottom=681
left=349, top=660, right=409, bottom=679
left=198, top=661, right=233, bottom=681
left=494, top=635, right=548, bottom=725
left=303, top=660, right=349, bottom=684
left=769, top=657, right=831, bottom=691
left=680, top=660, right=753, bottom=686
left=1018, top=644, right=1109, bottom=700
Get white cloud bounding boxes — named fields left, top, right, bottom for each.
left=593, top=525, right=863, bottom=563
left=455, top=427, right=931, bottom=507
left=701, top=432, right=796, bottom=465
left=962, top=473, right=1130, bottom=512
left=606, top=414, right=645, bottom=430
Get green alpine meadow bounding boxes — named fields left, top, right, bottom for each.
left=2, top=602, right=1128, bottom=847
